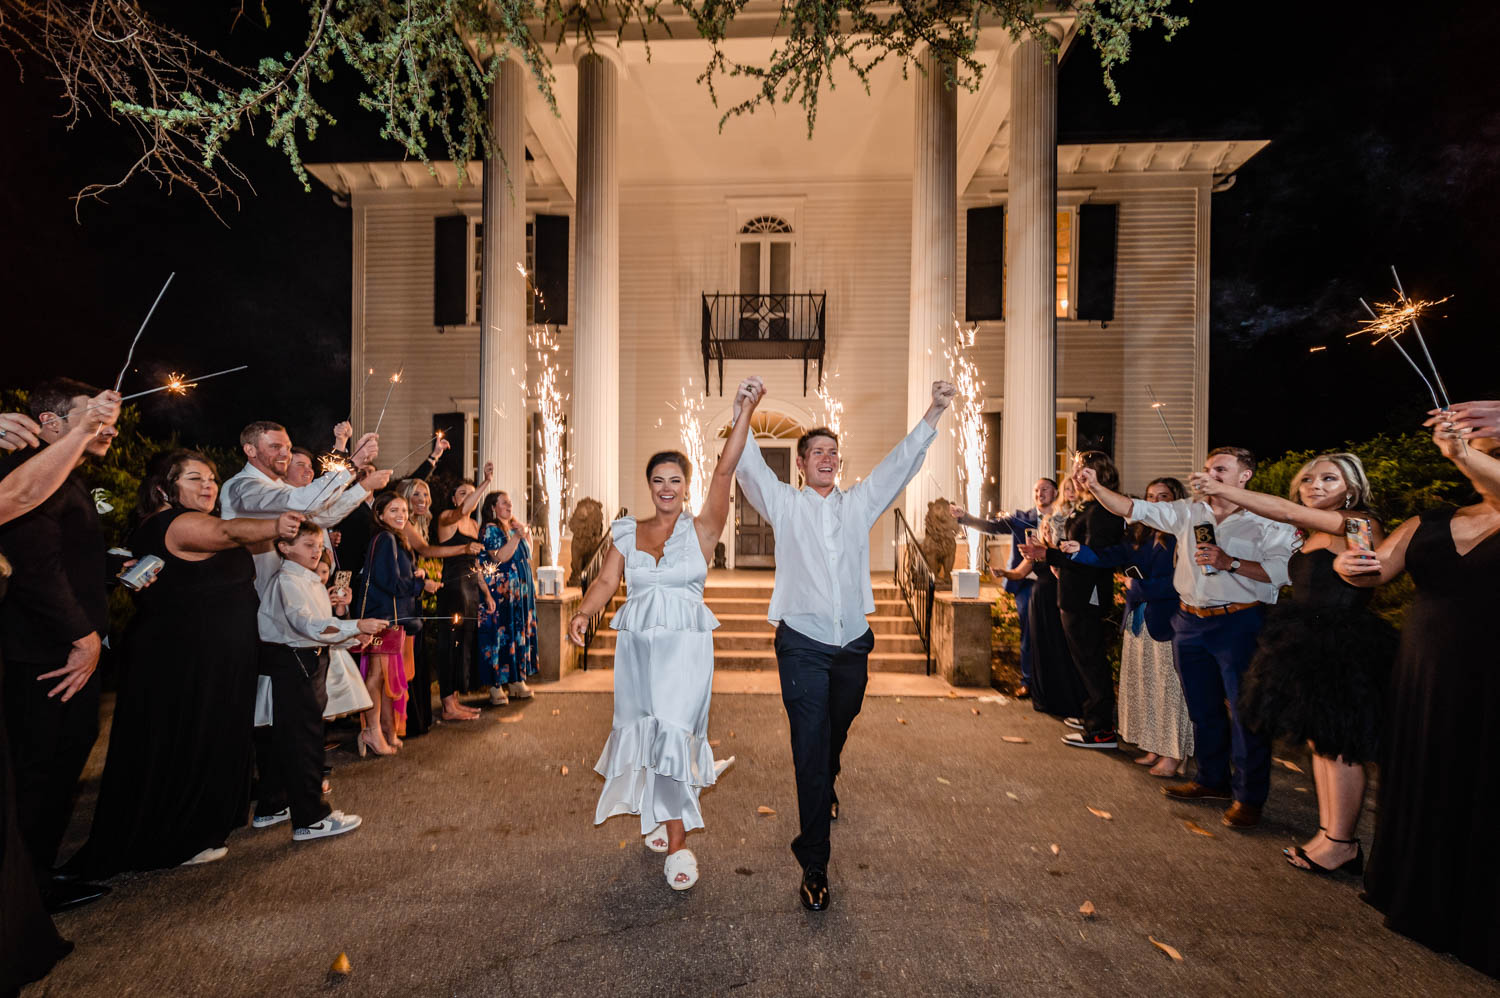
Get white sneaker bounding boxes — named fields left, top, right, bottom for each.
left=293, top=811, right=363, bottom=841
left=507, top=681, right=533, bottom=699
left=181, top=846, right=228, bottom=866
left=252, top=808, right=290, bottom=829
left=489, top=686, right=509, bottom=706
left=1062, top=717, right=1085, bottom=731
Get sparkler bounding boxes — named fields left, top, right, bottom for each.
left=813, top=372, right=846, bottom=485
left=114, top=272, right=175, bottom=391
left=531, top=320, right=567, bottom=569
left=65, top=365, right=251, bottom=423
left=349, top=367, right=375, bottom=424
left=372, top=368, right=404, bottom=435
left=674, top=385, right=709, bottom=515
left=301, top=453, right=357, bottom=516
left=1349, top=268, right=1454, bottom=414
left=946, top=321, right=988, bottom=569
left=1145, top=385, right=1187, bottom=465
left=390, top=430, right=445, bottom=471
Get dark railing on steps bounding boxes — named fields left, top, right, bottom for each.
left=892, top=507, right=936, bottom=675
left=579, top=507, right=627, bottom=670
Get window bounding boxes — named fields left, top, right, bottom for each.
left=737, top=215, right=794, bottom=296
left=471, top=218, right=537, bottom=326
left=964, top=207, right=1074, bottom=321
left=1055, top=209, right=1073, bottom=318
left=1055, top=414, right=1075, bottom=483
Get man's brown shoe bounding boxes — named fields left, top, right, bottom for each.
left=1222, top=801, right=1262, bottom=828
left=1161, top=782, right=1233, bottom=801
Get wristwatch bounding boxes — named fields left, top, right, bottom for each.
left=1228, top=559, right=1242, bottom=574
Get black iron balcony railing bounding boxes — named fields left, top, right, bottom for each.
left=893, top=506, right=936, bottom=676
left=701, top=292, right=826, bottom=395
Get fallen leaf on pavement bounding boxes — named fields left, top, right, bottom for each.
left=1079, top=900, right=1096, bottom=918
left=894, top=697, right=902, bottom=703
left=330, top=953, right=352, bottom=975
left=1273, top=757, right=1304, bottom=773
left=897, top=717, right=909, bottom=725
left=1294, top=787, right=1309, bottom=793
left=729, top=730, right=736, bottom=738
left=619, top=840, right=629, bottom=849
left=1087, top=807, right=1113, bottom=820
left=936, top=777, right=951, bottom=785
left=1182, top=820, right=1214, bottom=837
left=757, top=805, right=776, bottom=816
left=971, top=708, right=981, bottom=715
left=1001, top=735, right=1028, bottom=744
left=560, top=765, right=569, bottom=776
left=499, top=713, right=525, bottom=724
left=1050, top=843, right=1060, bottom=855
left=709, top=739, right=722, bottom=747
left=1005, top=791, right=1020, bottom=801
left=551, top=708, right=560, bottom=716
left=1148, top=936, right=1184, bottom=961
left=946, top=690, right=958, bottom=698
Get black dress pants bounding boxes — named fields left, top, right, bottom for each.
left=774, top=623, right=873, bottom=872
left=254, top=644, right=331, bottom=830
left=1060, top=608, right=1116, bottom=734
left=2, top=660, right=100, bottom=876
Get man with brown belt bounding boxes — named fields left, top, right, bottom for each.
left=1075, top=447, right=1297, bottom=828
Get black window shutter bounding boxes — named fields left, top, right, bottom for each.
left=1075, top=412, right=1116, bottom=457
left=430, top=412, right=466, bottom=480
left=965, top=205, right=1005, bottom=322
left=1075, top=203, right=1118, bottom=322
left=433, top=215, right=469, bottom=327
left=533, top=214, right=569, bottom=326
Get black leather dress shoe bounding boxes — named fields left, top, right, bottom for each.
left=799, top=867, right=830, bottom=911
left=45, top=878, right=111, bottom=914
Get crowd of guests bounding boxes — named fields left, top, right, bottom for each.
left=958, top=413, right=1500, bottom=981
left=0, top=379, right=540, bottom=994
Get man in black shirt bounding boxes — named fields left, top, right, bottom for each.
left=0, top=378, right=119, bottom=911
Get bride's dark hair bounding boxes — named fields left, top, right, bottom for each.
left=646, top=450, right=691, bottom=485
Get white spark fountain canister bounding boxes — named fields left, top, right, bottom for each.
left=952, top=568, right=981, bottom=600
left=536, top=565, right=565, bottom=597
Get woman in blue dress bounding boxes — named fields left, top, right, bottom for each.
left=478, top=491, right=538, bottom=705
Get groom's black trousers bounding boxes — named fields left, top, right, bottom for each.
left=774, top=623, right=874, bottom=871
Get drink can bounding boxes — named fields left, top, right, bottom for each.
left=1193, top=521, right=1219, bottom=576
left=1344, top=517, right=1374, bottom=552
left=118, top=554, right=164, bottom=591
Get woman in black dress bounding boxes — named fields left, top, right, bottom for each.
left=432, top=465, right=492, bottom=715
left=1021, top=474, right=1087, bottom=719
left=1194, top=453, right=1396, bottom=874
left=72, top=450, right=300, bottom=873
left=1334, top=427, right=1500, bottom=980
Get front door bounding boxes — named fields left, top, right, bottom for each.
left=735, top=446, right=791, bottom=568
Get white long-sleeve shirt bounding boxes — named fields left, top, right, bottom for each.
left=220, top=461, right=368, bottom=592
left=735, top=420, right=937, bottom=647
left=257, top=559, right=364, bottom=648
left=1128, top=498, right=1299, bottom=608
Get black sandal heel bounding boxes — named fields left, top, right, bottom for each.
left=1284, top=834, right=1363, bottom=876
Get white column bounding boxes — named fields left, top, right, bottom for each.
left=905, top=49, right=958, bottom=526
left=479, top=57, right=529, bottom=518
left=1000, top=28, right=1060, bottom=512
left=572, top=47, right=621, bottom=516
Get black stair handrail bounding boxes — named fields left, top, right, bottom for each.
left=579, top=507, right=628, bottom=671
left=892, top=506, right=936, bottom=675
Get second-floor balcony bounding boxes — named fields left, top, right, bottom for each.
left=701, top=291, right=826, bottom=395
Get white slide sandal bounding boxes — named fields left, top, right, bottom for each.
left=644, top=822, right=670, bottom=853
left=664, top=849, right=699, bottom=890
left=713, top=755, right=735, bottom=778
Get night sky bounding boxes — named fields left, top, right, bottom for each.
left=3, top=1, right=1497, bottom=463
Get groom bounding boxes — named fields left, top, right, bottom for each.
left=734, top=375, right=955, bottom=910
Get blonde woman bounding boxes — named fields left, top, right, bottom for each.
left=1192, top=453, right=1395, bottom=874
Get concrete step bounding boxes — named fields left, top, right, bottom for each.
left=588, top=629, right=927, bottom=654
left=578, top=648, right=931, bottom=674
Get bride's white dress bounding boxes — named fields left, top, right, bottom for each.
left=593, top=512, right=720, bottom=833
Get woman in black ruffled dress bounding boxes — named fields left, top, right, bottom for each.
left=1193, top=453, right=1396, bottom=875
left=1335, top=425, right=1500, bottom=980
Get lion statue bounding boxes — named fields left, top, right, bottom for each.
left=567, top=497, right=605, bottom=586
left=918, top=498, right=961, bottom=583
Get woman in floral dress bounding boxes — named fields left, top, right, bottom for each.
left=478, top=491, right=538, bottom=705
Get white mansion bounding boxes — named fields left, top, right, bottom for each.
left=308, top=13, right=1265, bottom=571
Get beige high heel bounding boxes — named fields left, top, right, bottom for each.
left=357, top=731, right=396, bottom=757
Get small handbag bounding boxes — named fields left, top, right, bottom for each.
left=359, top=532, right=407, bottom=654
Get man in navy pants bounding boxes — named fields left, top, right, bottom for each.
left=1076, top=448, right=1296, bottom=828
left=735, top=375, right=954, bottom=910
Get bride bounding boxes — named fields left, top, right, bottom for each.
left=568, top=377, right=761, bottom=890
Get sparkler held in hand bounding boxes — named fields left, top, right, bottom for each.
left=115, top=272, right=175, bottom=392
left=1349, top=268, right=1454, bottom=415
left=372, top=369, right=404, bottom=435
left=1145, top=384, right=1187, bottom=465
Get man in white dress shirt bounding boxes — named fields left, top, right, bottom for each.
left=219, top=420, right=390, bottom=592
left=735, top=376, right=955, bottom=911
left=1075, top=447, right=1298, bottom=829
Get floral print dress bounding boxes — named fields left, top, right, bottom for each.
left=478, top=523, right=539, bottom=686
